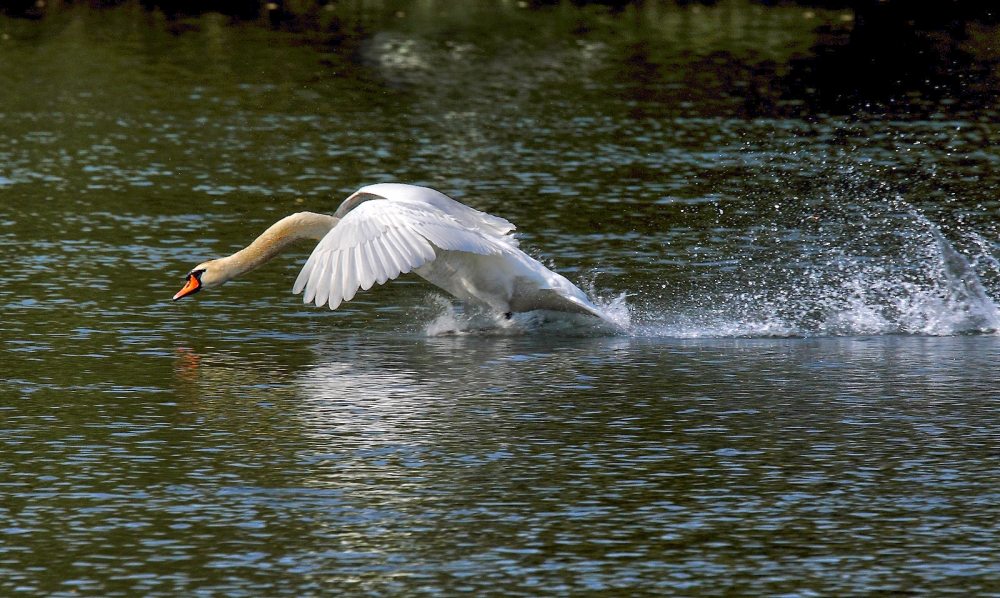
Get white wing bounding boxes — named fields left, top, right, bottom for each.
left=292, top=198, right=514, bottom=310
left=337, top=183, right=517, bottom=241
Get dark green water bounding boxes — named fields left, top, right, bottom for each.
left=3, top=2, right=1000, bottom=595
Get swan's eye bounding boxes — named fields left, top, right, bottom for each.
left=186, top=269, right=205, bottom=281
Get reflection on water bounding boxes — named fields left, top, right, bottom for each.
left=3, top=1, right=1000, bottom=595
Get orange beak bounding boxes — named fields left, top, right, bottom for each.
left=173, top=274, right=202, bottom=301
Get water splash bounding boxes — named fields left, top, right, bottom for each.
left=424, top=292, right=628, bottom=337
left=636, top=203, right=1000, bottom=338
left=926, top=226, right=1000, bottom=333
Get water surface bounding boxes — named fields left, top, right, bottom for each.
left=3, top=2, right=1000, bottom=595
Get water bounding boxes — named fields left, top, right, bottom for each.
left=3, top=2, right=1000, bottom=595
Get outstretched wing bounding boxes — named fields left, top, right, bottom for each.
left=292, top=198, right=514, bottom=309
left=337, top=183, right=517, bottom=241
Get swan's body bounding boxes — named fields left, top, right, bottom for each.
left=175, top=183, right=611, bottom=322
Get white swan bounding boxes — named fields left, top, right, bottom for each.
left=174, top=183, right=612, bottom=322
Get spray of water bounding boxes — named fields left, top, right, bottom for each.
left=420, top=147, right=1000, bottom=340
left=424, top=291, right=630, bottom=337
left=635, top=197, right=1000, bottom=338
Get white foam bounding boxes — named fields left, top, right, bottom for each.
left=423, top=293, right=626, bottom=337
left=632, top=212, right=1000, bottom=339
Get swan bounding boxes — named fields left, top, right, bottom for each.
left=174, top=183, right=613, bottom=322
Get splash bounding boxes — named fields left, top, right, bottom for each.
left=636, top=203, right=1000, bottom=338
left=926, top=226, right=1000, bottom=333
left=424, top=291, right=629, bottom=337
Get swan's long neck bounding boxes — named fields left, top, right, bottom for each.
left=218, top=212, right=338, bottom=282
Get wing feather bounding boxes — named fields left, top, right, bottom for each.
left=351, top=183, right=516, bottom=237
left=344, top=221, right=364, bottom=247
left=365, top=240, right=386, bottom=286
left=328, top=256, right=344, bottom=310
left=372, top=236, right=397, bottom=278
left=295, top=196, right=516, bottom=309
left=314, top=250, right=335, bottom=308
left=383, top=228, right=416, bottom=273
left=327, top=251, right=346, bottom=309
left=303, top=250, right=329, bottom=305
left=414, top=221, right=507, bottom=255
left=344, top=247, right=361, bottom=301
left=294, top=249, right=321, bottom=295
left=396, top=225, right=435, bottom=262
left=359, top=242, right=377, bottom=291
left=363, top=218, right=382, bottom=240
left=371, top=236, right=394, bottom=283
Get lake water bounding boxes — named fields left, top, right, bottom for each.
left=3, top=2, right=1000, bottom=595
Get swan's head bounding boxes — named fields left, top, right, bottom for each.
left=173, top=260, right=230, bottom=300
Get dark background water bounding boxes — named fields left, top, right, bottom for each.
left=3, top=1, right=1000, bottom=595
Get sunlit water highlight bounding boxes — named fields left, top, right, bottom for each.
left=635, top=202, right=1000, bottom=339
